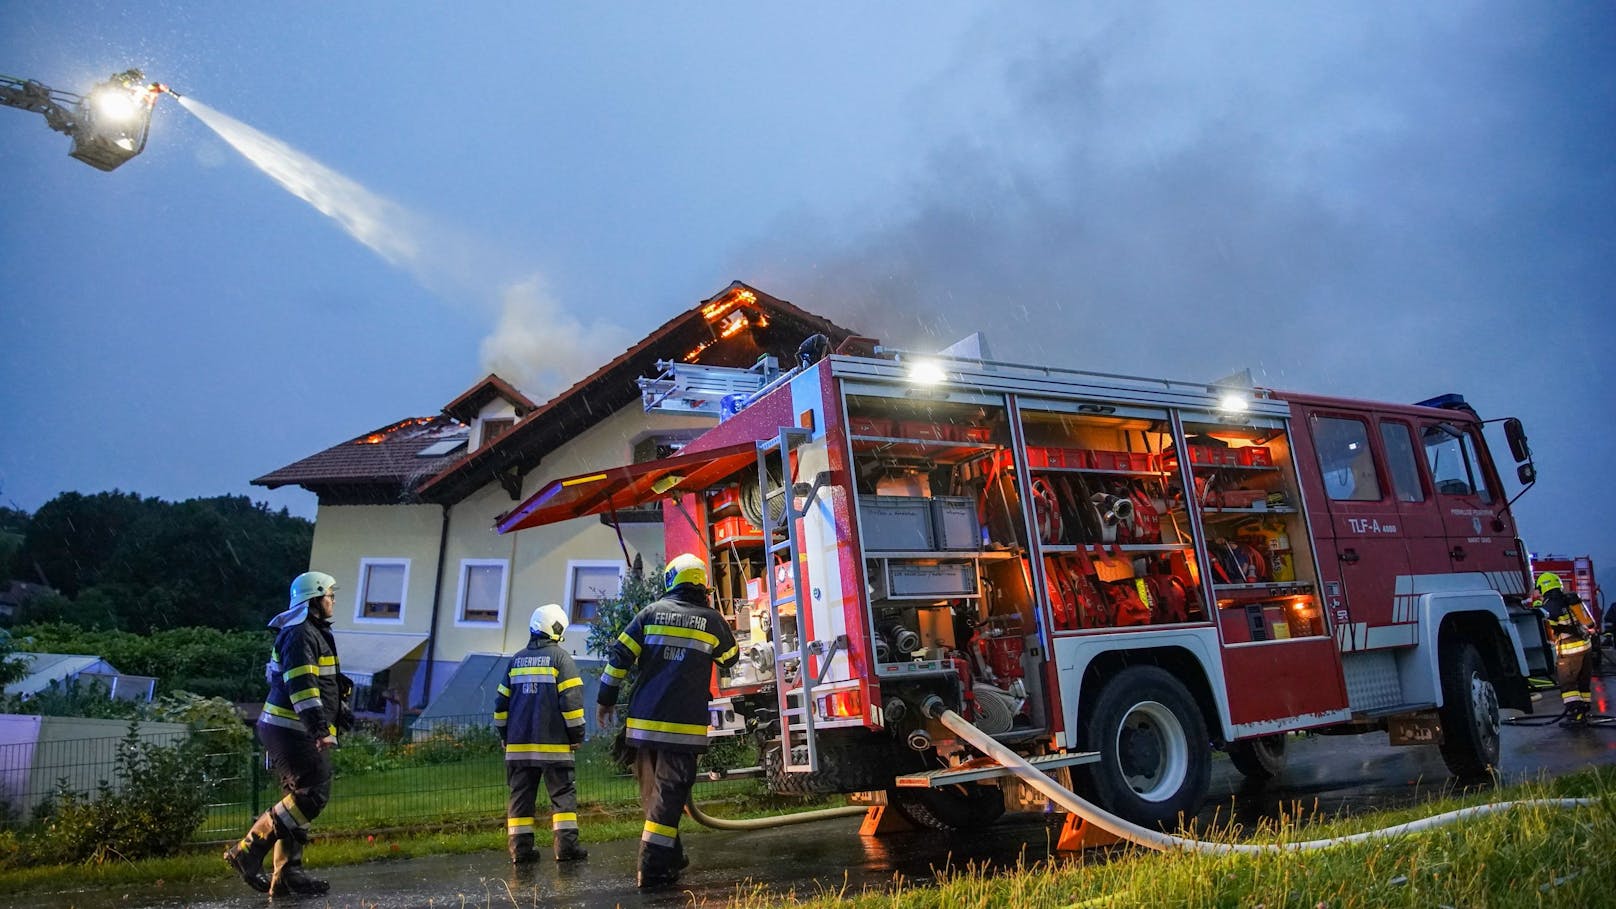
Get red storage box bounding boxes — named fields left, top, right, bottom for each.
left=1064, top=448, right=1093, bottom=469
left=959, top=425, right=993, bottom=443
left=1213, top=447, right=1242, bottom=466
left=1218, top=489, right=1267, bottom=508
left=713, top=515, right=761, bottom=544
left=1127, top=452, right=1154, bottom=471
left=1096, top=450, right=1130, bottom=470
left=848, top=416, right=895, bottom=438
left=1026, top=446, right=1064, bottom=468
left=1239, top=446, right=1273, bottom=467
left=1188, top=445, right=1216, bottom=465
left=898, top=420, right=952, bottom=443
left=707, top=486, right=741, bottom=517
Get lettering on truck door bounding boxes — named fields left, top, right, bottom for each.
left=1420, top=420, right=1522, bottom=594
left=1303, top=410, right=1412, bottom=651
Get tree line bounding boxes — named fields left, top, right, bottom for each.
left=2, top=490, right=312, bottom=633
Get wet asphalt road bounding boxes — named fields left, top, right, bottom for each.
left=31, top=677, right=1616, bottom=909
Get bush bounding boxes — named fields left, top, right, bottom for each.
left=27, top=725, right=209, bottom=865
left=330, top=728, right=402, bottom=776
left=403, top=725, right=502, bottom=765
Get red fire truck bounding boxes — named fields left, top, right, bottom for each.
left=498, top=340, right=1550, bottom=831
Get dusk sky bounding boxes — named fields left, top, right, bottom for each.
left=2, top=4, right=1612, bottom=588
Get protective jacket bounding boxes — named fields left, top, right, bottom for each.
left=260, top=611, right=343, bottom=739
left=599, top=585, right=739, bottom=752
left=494, top=635, right=586, bottom=763
left=1542, top=588, right=1592, bottom=654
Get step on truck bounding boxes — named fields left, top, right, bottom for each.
left=497, top=338, right=1551, bottom=832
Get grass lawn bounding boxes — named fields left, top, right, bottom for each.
left=7, top=766, right=1611, bottom=907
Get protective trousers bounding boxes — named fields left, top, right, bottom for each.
left=634, top=748, right=697, bottom=877
left=505, top=762, right=581, bottom=860
left=234, top=724, right=332, bottom=891
left=1556, top=636, right=1593, bottom=721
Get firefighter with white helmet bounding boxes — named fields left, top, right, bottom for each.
left=224, top=570, right=350, bottom=896
left=596, top=553, right=739, bottom=888
left=493, top=603, right=589, bottom=864
left=1537, top=571, right=1594, bottom=725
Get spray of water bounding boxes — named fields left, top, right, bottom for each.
left=176, top=96, right=425, bottom=273
left=173, top=96, right=631, bottom=399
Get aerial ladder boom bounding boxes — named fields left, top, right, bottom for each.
left=1, top=69, right=170, bottom=171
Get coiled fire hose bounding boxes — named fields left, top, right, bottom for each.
left=919, top=696, right=1595, bottom=855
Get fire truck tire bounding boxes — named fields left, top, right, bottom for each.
left=1227, top=734, right=1287, bottom=783
left=1074, top=666, right=1210, bottom=829
left=762, top=741, right=893, bottom=796
left=888, top=785, right=1006, bottom=833
left=1436, top=641, right=1501, bottom=783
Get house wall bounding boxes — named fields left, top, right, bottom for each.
left=315, top=403, right=713, bottom=711
left=312, top=503, right=445, bottom=636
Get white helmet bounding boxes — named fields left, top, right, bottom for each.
left=529, top=603, right=569, bottom=640
left=289, top=571, right=338, bottom=608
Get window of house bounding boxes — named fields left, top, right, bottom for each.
left=565, top=561, right=624, bottom=626
left=1379, top=420, right=1426, bottom=503
left=1311, top=416, right=1383, bottom=501
left=1422, top=424, right=1494, bottom=503
left=356, top=559, right=408, bottom=622
left=455, top=559, right=508, bottom=625
left=481, top=417, right=514, bottom=448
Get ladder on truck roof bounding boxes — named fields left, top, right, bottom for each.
left=758, top=426, right=831, bottom=774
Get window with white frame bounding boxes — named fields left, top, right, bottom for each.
left=455, top=559, right=509, bottom=625
left=356, top=559, right=408, bottom=622
left=565, top=560, right=624, bottom=626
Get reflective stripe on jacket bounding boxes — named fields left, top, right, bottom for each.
left=598, top=586, right=739, bottom=752
left=260, top=617, right=341, bottom=738
left=494, top=636, right=585, bottom=764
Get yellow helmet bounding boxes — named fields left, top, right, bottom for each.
left=664, top=553, right=708, bottom=590
left=1535, top=572, right=1563, bottom=595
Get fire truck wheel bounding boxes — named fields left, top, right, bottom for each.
left=1226, top=734, right=1287, bottom=783
left=1074, top=666, right=1210, bottom=829
left=1436, top=641, right=1501, bottom=783
left=888, top=785, right=1006, bottom=833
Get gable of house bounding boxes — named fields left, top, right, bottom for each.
left=251, top=282, right=854, bottom=716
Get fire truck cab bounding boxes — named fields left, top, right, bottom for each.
left=498, top=339, right=1548, bottom=831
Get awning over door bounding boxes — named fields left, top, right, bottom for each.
left=332, top=631, right=429, bottom=686
left=496, top=441, right=760, bottom=533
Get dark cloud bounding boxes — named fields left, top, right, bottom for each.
left=743, top=2, right=1616, bottom=585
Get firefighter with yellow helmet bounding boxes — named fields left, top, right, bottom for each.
left=224, top=571, right=351, bottom=895
left=1537, top=571, right=1593, bottom=726
left=493, top=603, right=589, bottom=864
left=596, top=554, right=739, bottom=888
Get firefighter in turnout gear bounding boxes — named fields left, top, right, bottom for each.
left=494, top=604, right=589, bottom=864
left=596, top=554, right=739, bottom=888
left=224, top=571, right=350, bottom=895
left=1538, top=571, right=1594, bottom=725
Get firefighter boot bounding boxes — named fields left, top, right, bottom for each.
left=509, top=833, right=540, bottom=864
left=637, top=841, right=683, bottom=888
left=553, top=828, right=588, bottom=862
left=1562, top=702, right=1591, bottom=727
left=222, top=813, right=276, bottom=893
left=269, top=835, right=330, bottom=896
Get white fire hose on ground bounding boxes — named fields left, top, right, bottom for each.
left=918, top=696, right=1595, bottom=855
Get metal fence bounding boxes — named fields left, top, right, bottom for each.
left=1, top=715, right=761, bottom=844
